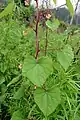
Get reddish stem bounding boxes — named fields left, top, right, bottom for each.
left=35, top=0, right=39, bottom=60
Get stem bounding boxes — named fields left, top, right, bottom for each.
left=45, top=27, right=48, bottom=56
left=35, top=0, right=39, bottom=60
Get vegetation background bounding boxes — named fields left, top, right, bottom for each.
left=0, top=0, right=80, bottom=120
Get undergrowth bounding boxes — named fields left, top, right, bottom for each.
left=0, top=0, right=80, bottom=120
left=0, top=19, right=80, bottom=120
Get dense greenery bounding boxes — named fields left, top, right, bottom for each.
left=0, top=0, right=80, bottom=120
left=0, top=19, right=80, bottom=120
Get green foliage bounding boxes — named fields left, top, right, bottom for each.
left=14, top=4, right=34, bottom=23
left=66, top=0, right=74, bottom=16
left=0, top=1, right=80, bottom=119
left=22, top=56, right=53, bottom=87
left=0, top=19, right=80, bottom=119
left=57, top=44, right=74, bottom=71
left=0, top=19, right=35, bottom=74
left=0, top=19, right=35, bottom=113
left=13, top=86, right=25, bottom=99
left=0, top=75, right=5, bottom=85
left=7, top=75, right=21, bottom=87
left=0, top=2, right=15, bottom=18
left=11, top=110, right=24, bottom=120
left=46, top=19, right=60, bottom=30
left=34, top=87, right=61, bottom=117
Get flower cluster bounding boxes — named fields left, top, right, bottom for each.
left=24, top=0, right=30, bottom=6
left=38, top=9, right=52, bottom=27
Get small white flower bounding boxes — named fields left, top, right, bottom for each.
left=18, top=64, right=22, bottom=69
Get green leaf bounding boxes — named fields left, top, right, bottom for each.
left=34, top=87, right=61, bottom=116
left=0, top=62, right=7, bottom=73
left=13, top=86, right=25, bottom=99
left=7, top=75, right=21, bottom=87
left=0, top=75, right=5, bottom=85
left=53, top=0, right=56, bottom=4
left=57, top=44, right=74, bottom=71
left=46, top=19, right=60, bottom=30
left=0, top=95, right=6, bottom=102
left=1, top=84, right=7, bottom=94
left=22, top=56, right=53, bottom=87
left=43, top=118, right=49, bottom=120
left=66, top=0, right=74, bottom=16
left=0, top=2, right=15, bottom=18
left=11, top=110, right=24, bottom=120
left=74, top=115, right=80, bottom=120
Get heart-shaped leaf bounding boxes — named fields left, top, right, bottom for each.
left=34, top=87, right=61, bottom=116
left=57, top=44, right=74, bottom=71
left=22, top=56, right=53, bottom=87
